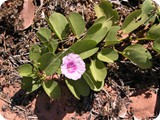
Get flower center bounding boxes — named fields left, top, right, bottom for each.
left=67, top=61, right=77, bottom=73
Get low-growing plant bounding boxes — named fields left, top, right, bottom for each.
left=18, top=0, right=160, bottom=99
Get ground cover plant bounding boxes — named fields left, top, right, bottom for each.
left=2, top=0, right=160, bottom=119
left=18, top=0, right=160, bottom=101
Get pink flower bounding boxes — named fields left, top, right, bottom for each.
left=61, top=53, right=86, bottom=80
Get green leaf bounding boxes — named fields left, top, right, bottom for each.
left=97, top=48, right=119, bottom=63
left=144, top=14, right=156, bottom=26
left=90, top=59, right=107, bottom=82
left=38, top=50, right=71, bottom=76
left=94, top=17, right=113, bottom=30
left=65, top=79, right=90, bottom=99
left=18, top=64, right=33, bottom=77
left=153, top=38, right=160, bottom=53
left=65, top=79, right=80, bottom=99
left=69, top=40, right=97, bottom=54
left=105, top=26, right=120, bottom=45
left=29, top=44, right=41, bottom=63
left=38, top=53, right=61, bottom=76
left=83, top=23, right=108, bottom=44
left=146, top=24, right=160, bottom=40
left=83, top=64, right=105, bottom=91
left=121, top=10, right=148, bottom=33
left=121, top=0, right=155, bottom=33
left=141, top=0, right=154, bottom=16
left=21, top=77, right=41, bottom=94
left=73, top=78, right=90, bottom=97
left=79, top=47, right=99, bottom=59
left=49, top=12, right=69, bottom=40
left=94, top=4, right=104, bottom=18
left=122, top=44, right=152, bottom=69
left=43, top=80, right=61, bottom=99
left=40, top=45, right=49, bottom=55
left=94, top=0, right=119, bottom=22
left=36, top=28, right=58, bottom=53
left=141, top=0, right=156, bottom=25
left=83, top=71, right=104, bottom=92
left=121, top=10, right=141, bottom=30
left=58, top=40, right=97, bottom=59
left=36, top=28, right=51, bottom=44
left=68, top=12, right=85, bottom=38
left=103, top=20, right=112, bottom=30
left=55, top=49, right=73, bottom=60
left=47, top=38, right=58, bottom=53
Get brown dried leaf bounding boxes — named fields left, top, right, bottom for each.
left=18, top=0, right=35, bottom=30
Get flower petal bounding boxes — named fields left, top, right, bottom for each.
left=61, top=53, right=86, bottom=80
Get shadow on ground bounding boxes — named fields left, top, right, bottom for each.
left=11, top=83, right=94, bottom=120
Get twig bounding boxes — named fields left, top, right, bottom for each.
left=27, top=116, right=38, bottom=119
left=102, top=88, right=111, bottom=98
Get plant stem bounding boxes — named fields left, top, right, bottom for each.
left=113, top=47, right=122, bottom=54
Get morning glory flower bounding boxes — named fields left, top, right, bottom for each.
left=61, top=53, right=86, bottom=80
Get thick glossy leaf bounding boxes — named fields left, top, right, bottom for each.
left=42, top=80, right=61, bottom=99
left=103, top=20, right=112, bottom=30
left=94, top=4, right=104, bottom=18
left=122, top=44, right=152, bottom=69
left=82, top=73, right=94, bottom=90
left=144, top=14, right=156, bottom=26
left=49, top=12, right=69, bottom=40
left=83, top=64, right=105, bottom=91
left=141, top=0, right=156, bottom=25
left=94, top=17, right=113, bottom=30
left=38, top=50, right=71, bottom=75
left=69, top=40, right=97, bottom=54
left=55, top=49, right=73, bottom=61
left=122, top=0, right=155, bottom=33
left=21, top=77, right=41, bottom=94
left=121, top=10, right=148, bottom=33
left=97, top=48, right=119, bottom=63
left=29, top=44, right=41, bottom=63
left=141, top=0, right=154, bottom=16
left=79, top=47, right=99, bottom=59
left=68, top=12, right=85, bottom=38
left=83, top=71, right=104, bottom=92
left=18, top=64, right=33, bottom=77
left=105, top=26, right=120, bottom=45
left=65, top=79, right=80, bottom=99
left=73, top=78, right=90, bottom=96
left=36, top=27, right=51, bottom=44
left=58, top=40, right=97, bottom=63
left=94, top=0, right=119, bottom=22
left=37, top=28, right=58, bottom=53
left=90, top=59, right=107, bottom=82
left=41, top=45, right=49, bottom=55
left=83, top=23, right=108, bottom=44
left=38, top=53, right=61, bottom=76
left=47, top=38, right=58, bottom=53
left=121, top=10, right=141, bottom=30
left=153, top=38, right=160, bottom=53
left=65, top=79, right=90, bottom=98
left=146, top=24, right=160, bottom=40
